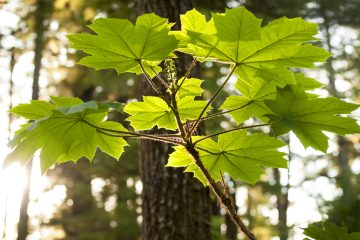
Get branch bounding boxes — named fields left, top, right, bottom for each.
left=193, top=123, right=270, bottom=145
left=187, top=64, right=238, bottom=137
left=171, top=92, right=187, bottom=138
left=185, top=143, right=256, bottom=240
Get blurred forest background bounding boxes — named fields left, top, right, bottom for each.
left=0, top=0, right=359, bottom=239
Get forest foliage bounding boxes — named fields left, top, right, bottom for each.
left=4, top=6, right=360, bottom=239
left=6, top=7, right=359, bottom=181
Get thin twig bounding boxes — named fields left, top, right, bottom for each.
left=82, top=119, right=184, bottom=145
left=139, top=62, right=168, bottom=101
left=96, top=129, right=183, bottom=145
left=220, top=171, right=233, bottom=208
left=193, top=123, right=270, bottom=145
left=150, top=66, right=169, bottom=88
left=174, top=57, right=197, bottom=94
left=187, top=64, right=238, bottom=138
left=171, top=92, right=187, bottom=138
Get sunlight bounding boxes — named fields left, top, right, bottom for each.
left=0, top=1, right=359, bottom=239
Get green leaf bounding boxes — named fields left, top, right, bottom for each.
left=124, top=96, right=209, bottom=131
left=241, top=44, right=330, bottom=68
left=176, top=77, right=203, bottom=98
left=180, top=8, right=261, bottom=63
left=179, top=9, right=330, bottom=87
left=124, top=96, right=177, bottom=130
left=51, top=96, right=83, bottom=106
left=98, top=102, right=124, bottom=113
left=220, top=72, right=323, bottom=124
left=5, top=98, right=128, bottom=173
left=68, top=13, right=178, bottom=76
left=56, top=100, right=98, bottom=115
left=167, top=131, right=287, bottom=185
left=303, top=222, right=360, bottom=240
left=265, top=85, right=360, bottom=152
left=220, top=77, right=276, bottom=123
left=177, top=96, right=209, bottom=121
left=212, top=8, right=262, bottom=42
left=235, top=65, right=296, bottom=88
left=295, top=73, right=324, bottom=90
left=10, top=100, right=55, bottom=120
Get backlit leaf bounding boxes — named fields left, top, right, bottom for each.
left=5, top=98, right=128, bottom=173
left=265, top=85, right=360, bottom=152
left=303, top=222, right=360, bottom=240
left=167, top=131, right=287, bottom=185
left=68, top=13, right=178, bottom=76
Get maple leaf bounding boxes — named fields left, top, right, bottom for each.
left=167, top=131, right=287, bottom=185
left=265, top=85, right=360, bottom=152
left=68, top=13, right=178, bottom=76
left=124, top=96, right=210, bottom=131
left=303, top=222, right=360, bottom=240
left=5, top=97, right=128, bottom=172
left=178, top=8, right=330, bottom=87
left=220, top=73, right=322, bottom=124
left=176, top=77, right=203, bottom=98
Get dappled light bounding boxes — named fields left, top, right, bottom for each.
left=1, top=1, right=360, bottom=240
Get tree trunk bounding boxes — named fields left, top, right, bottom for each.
left=17, top=1, right=52, bottom=239
left=225, top=180, right=238, bottom=240
left=323, top=19, right=354, bottom=206
left=2, top=47, right=16, bottom=240
left=273, top=168, right=289, bottom=240
left=322, top=15, right=356, bottom=228
left=135, top=1, right=212, bottom=239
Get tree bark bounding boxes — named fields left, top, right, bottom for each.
left=273, top=168, right=289, bottom=240
left=135, top=1, right=212, bottom=239
left=17, top=1, right=52, bottom=239
left=225, top=180, right=238, bottom=240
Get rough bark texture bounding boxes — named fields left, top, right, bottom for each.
left=225, top=182, right=238, bottom=240
left=17, top=1, right=52, bottom=239
left=136, top=1, right=212, bottom=239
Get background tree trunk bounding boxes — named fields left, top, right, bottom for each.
left=135, top=1, right=212, bottom=239
left=322, top=16, right=356, bottom=226
left=273, top=168, right=289, bottom=240
left=17, top=0, right=52, bottom=239
left=225, top=180, right=238, bottom=240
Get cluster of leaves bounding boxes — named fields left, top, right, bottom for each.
left=5, top=8, right=359, bottom=188
left=303, top=222, right=360, bottom=240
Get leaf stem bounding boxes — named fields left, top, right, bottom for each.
left=139, top=62, right=169, bottom=102
left=82, top=119, right=184, bottom=145
left=187, top=64, right=238, bottom=137
left=96, top=129, right=183, bottom=145
left=150, top=66, right=169, bottom=89
left=175, top=57, right=197, bottom=94
left=171, top=93, right=187, bottom=138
